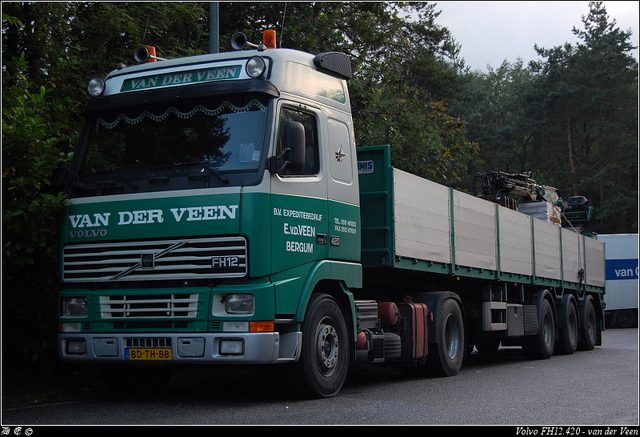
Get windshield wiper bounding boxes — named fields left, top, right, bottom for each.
left=200, top=162, right=229, bottom=184
left=150, top=161, right=229, bottom=184
left=86, top=168, right=139, bottom=190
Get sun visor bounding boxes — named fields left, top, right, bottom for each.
left=313, top=52, right=352, bottom=80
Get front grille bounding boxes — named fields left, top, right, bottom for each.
left=63, top=236, right=247, bottom=283
left=100, top=294, right=198, bottom=319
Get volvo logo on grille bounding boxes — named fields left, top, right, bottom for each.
left=111, top=241, right=186, bottom=280
left=141, top=253, right=155, bottom=268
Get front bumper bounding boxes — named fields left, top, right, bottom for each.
left=58, top=331, right=301, bottom=364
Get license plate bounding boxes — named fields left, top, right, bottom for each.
left=125, top=348, right=172, bottom=360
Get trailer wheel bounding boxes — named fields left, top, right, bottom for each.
left=578, top=298, right=597, bottom=351
left=523, top=298, right=555, bottom=359
left=295, top=293, right=350, bottom=398
left=555, top=299, right=578, bottom=355
left=427, top=298, right=464, bottom=377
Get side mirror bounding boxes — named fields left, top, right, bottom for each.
left=270, top=121, right=306, bottom=174
left=52, top=162, right=70, bottom=190
left=284, top=121, right=306, bottom=173
left=52, top=137, right=71, bottom=190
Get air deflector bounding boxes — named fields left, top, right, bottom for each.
left=313, top=52, right=351, bottom=80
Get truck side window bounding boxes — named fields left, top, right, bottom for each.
left=277, top=107, right=319, bottom=176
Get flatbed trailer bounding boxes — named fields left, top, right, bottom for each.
left=354, top=145, right=604, bottom=364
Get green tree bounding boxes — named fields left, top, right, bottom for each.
left=2, top=54, right=71, bottom=368
left=449, top=2, right=637, bottom=232
left=448, top=59, right=538, bottom=191
left=529, top=1, right=638, bottom=233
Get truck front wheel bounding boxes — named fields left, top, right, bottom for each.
left=296, top=293, right=350, bottom=398
left=427, top=298, right=464, bottom=377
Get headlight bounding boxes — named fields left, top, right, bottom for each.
left=225, top=294, right=254, bottom=314
left=86, top=76, right=105, bottom=97
left=246, top=56, right=266, bottom=78
left=61, top=297, right=89, bottom=318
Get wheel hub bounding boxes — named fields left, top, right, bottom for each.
left=317, top=323, right=339, bottom=372
left=444, top=314, right=461, bottom=360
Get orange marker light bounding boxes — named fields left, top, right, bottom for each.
left=263, top=30, right=277, bottom=49
left=250, top=321, right=275, bottom=332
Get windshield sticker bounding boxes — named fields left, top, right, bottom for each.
left=120, top=65, right=243, bottom=92
left=96, top=99, right=267, bottom=130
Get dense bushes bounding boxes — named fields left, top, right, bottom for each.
left=2, top=54, right=72, bottom=370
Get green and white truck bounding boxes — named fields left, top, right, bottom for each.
left=56, top=31, right=606, bottom=398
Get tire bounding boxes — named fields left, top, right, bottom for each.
left=615, top=309, right=637, bottom=329
left=426, top=298, right=464, bottom=377
left=295, top=293, right=350, bottom=398
left=383, top=332, right=402, bottom=359
left=523, top=298, right=555, bottom=359
left=578, top=298, right=597, bottom=351
left=555, top=299, right=578, bottom=355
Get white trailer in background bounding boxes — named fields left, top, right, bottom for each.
left=598, top=234, right=639, bottom=328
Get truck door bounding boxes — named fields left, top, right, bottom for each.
left=326, top=115, right=360, bottom=262
left=270, top=103, right=329, bottom=314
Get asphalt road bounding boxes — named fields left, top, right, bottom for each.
left=2, top=328, right=637, bottom=426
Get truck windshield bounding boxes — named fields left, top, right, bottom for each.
left=72, top=96, right=269, bottom=195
